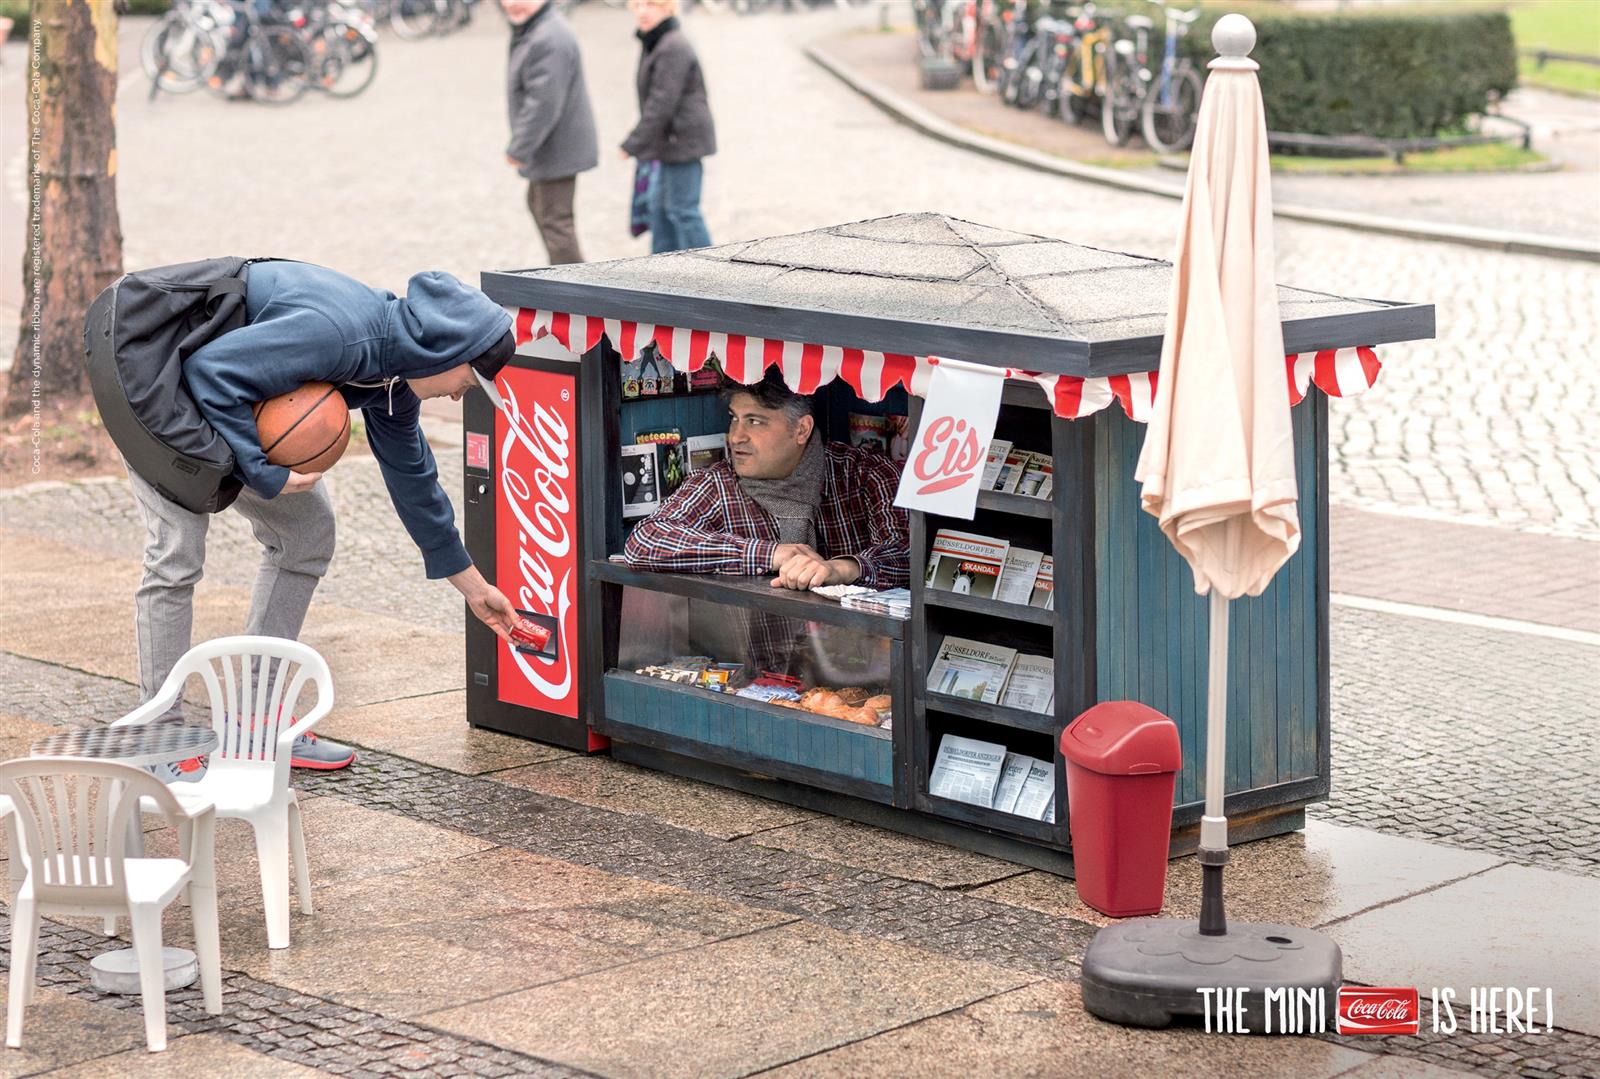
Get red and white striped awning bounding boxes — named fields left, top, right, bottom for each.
left=508, top=307, right=1382, bottom=423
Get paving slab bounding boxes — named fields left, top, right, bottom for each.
left=423, top=920, right=1033, bottom=1079
left=0, top=711, right=62, bottom=762
left=744, top=814, right=1025, bottom=889
left=213, top=845, right=794, bottom=1018
left=0, top=988, right=147, bottom=1078
left=971, top=820, right=1504, bottom=929
left=492, top=754, right=820, bottom=840
left=754, top=978, right=1378, bottom=1079
left=134, top=790, right=496, bottom=947
left=38, top=1032, right=329, bottom=1077
left=320, top=689, right=573, bottom=774
left=1330, top=506, right=1600, bottom=633
left=1329, top=863, right=1600, bottom=1036
left=0, top=530, right=462, bottom=708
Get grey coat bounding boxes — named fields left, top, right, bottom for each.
left=506, top=9, right=599, bottom=183
left=620, top=25, right=716, bottom=164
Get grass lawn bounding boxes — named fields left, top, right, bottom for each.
left=1448, top=0, right=1600, bottom=95
left=1270, top=141, right=1549, bottom=175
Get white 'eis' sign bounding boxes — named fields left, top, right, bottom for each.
left=893, top=358, right=1005, bottom=519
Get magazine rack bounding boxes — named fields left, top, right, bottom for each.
left=465, top=214, right=1434, bottom=872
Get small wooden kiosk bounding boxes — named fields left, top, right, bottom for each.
left=465, top=214, right=1433, bottom=872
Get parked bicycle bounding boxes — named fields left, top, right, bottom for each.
left=1057, top=2, right=1111, bottom=126
left=388, top=0, right=474, bottom=38
left=1003, top=8, right=1068, bottom=115
left=206, top=1, right=312, bottom=105
left=1100, top=10, right=1150, bottom=145
left=142, top=0, right=227, bottom=98
left=972, top=0, right=1018, bottom=94
left=300, top=0, right=380, bottom=97
left=914, top=0, right=981, bottom=74
left=1140, top=4, right=1202, bottom=153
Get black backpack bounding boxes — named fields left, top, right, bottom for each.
left=84, top=257, right=257, bottom=514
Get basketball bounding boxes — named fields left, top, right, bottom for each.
left=252, top=382, right=350, bottom=476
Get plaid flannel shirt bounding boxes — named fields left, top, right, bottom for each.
left=623, top=442, right=910, bottom=588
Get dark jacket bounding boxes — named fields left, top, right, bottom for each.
left=620, top=19, right=716, bottom=164
left=184, top=262, right=512, bottom=579
left=506, top=6, right=599, bottom=182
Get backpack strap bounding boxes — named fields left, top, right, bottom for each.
left=205, top=277, right=246, bottom=303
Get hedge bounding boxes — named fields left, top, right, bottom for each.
left=0, top=0, right=172, bottom=41
left=1178, top=7, right=1518, bottom=140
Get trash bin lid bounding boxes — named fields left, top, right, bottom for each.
left=1061, top=701, right=1182, bottom=776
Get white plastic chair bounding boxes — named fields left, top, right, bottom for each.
left=0, top=758, right=221, bottom=1052
left=113, top=636, right=333, bottom=950
left=0, top=796, right=24, bottom=902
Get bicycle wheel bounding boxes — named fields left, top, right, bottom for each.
left=245, top=27, right=311, bottom=105
left=1141, top=64, right=1203, bottom=154
left=1100, top=58, right=1141, bottom=146
left=389, top=0, right=439, bottom=39
left=973, top=14, right=1005, bottom=93
left=143, top=14, right=223, bottom=95
left=917, top=3, right=953, bottom=62
left=438, top=0, right=471, bottom=34
left=312, top=23, right=379, bottom=98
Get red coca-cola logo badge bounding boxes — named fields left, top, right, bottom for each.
left=911, top=415, right=983, bottom=495
left=1337, top=987, right=1419, bottom=1035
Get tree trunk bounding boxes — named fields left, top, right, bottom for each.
left=5, top=0, right=124, bottom=418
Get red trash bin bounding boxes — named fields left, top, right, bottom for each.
left=1061, top=702, right=1182, bottom=917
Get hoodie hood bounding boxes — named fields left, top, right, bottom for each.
left=383, top=271, right=513, bottom=380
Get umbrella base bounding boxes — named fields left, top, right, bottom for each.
left=1081, top=918, right=1342, bottom=1032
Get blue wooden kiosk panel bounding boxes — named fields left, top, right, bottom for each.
left=1093, top=406, right=1322, bottom=808
left=603, top=673, right=895, bottom=790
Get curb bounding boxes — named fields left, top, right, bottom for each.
left=806, top=44, right=1600, bottom=264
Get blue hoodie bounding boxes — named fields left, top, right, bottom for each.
left=184, top=261, right=512, bottom=579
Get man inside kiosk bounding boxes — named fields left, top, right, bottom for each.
left=624, top=371, right=910, bottom=589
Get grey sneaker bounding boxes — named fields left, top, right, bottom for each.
left=148, top=756, right=207, bottom=783
left=290, top=732, right=356, bottom=771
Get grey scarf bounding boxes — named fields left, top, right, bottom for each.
left=739, top=437, right=827, bottom=547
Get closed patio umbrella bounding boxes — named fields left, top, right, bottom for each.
left=1080, top=14, right=1343, bottom=1031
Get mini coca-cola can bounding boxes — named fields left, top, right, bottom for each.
left=509, top=618, right=552, bottom=651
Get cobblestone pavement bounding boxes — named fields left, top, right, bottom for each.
left=2, top=8, right=1597, bottom=539
left=2, top=648, right=1598, bottom=1077
left=5, top=451, right=1597, bottom=878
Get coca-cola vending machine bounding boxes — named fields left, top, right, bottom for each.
left=463, top=338, right=607, bottom=752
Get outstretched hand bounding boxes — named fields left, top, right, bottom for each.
left=467, top=585, right=518, bottom=640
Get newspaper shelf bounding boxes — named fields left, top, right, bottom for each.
left=919, top=791, right=1059, bottom=843
left=926, top=692, right=1057, bottom=734
left=922, top=589, right=1055, bottom=627
left=975, top=490, right=1053, bottom=520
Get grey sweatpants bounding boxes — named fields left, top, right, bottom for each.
left=127, top=465, right=336, bottom=718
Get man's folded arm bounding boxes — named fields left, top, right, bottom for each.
left=623, top=472, right=775, bottom=575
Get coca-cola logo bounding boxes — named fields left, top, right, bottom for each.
left=498, top=376, right=575, bottom=704
left=1337, top=988, right=1419, bottom=1035
left=911, top=415, right=983, bottom=496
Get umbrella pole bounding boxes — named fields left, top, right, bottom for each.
left=1199, top=590, right=1230, bottom=935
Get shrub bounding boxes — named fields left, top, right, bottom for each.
left=1178, top=7, right=1517, bottom=139
left=1, top=0, right=172, bottom=41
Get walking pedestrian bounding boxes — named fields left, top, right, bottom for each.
left=620, top=0, right=717, bottom=253
left=503, top=0, right=599, bottom=265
